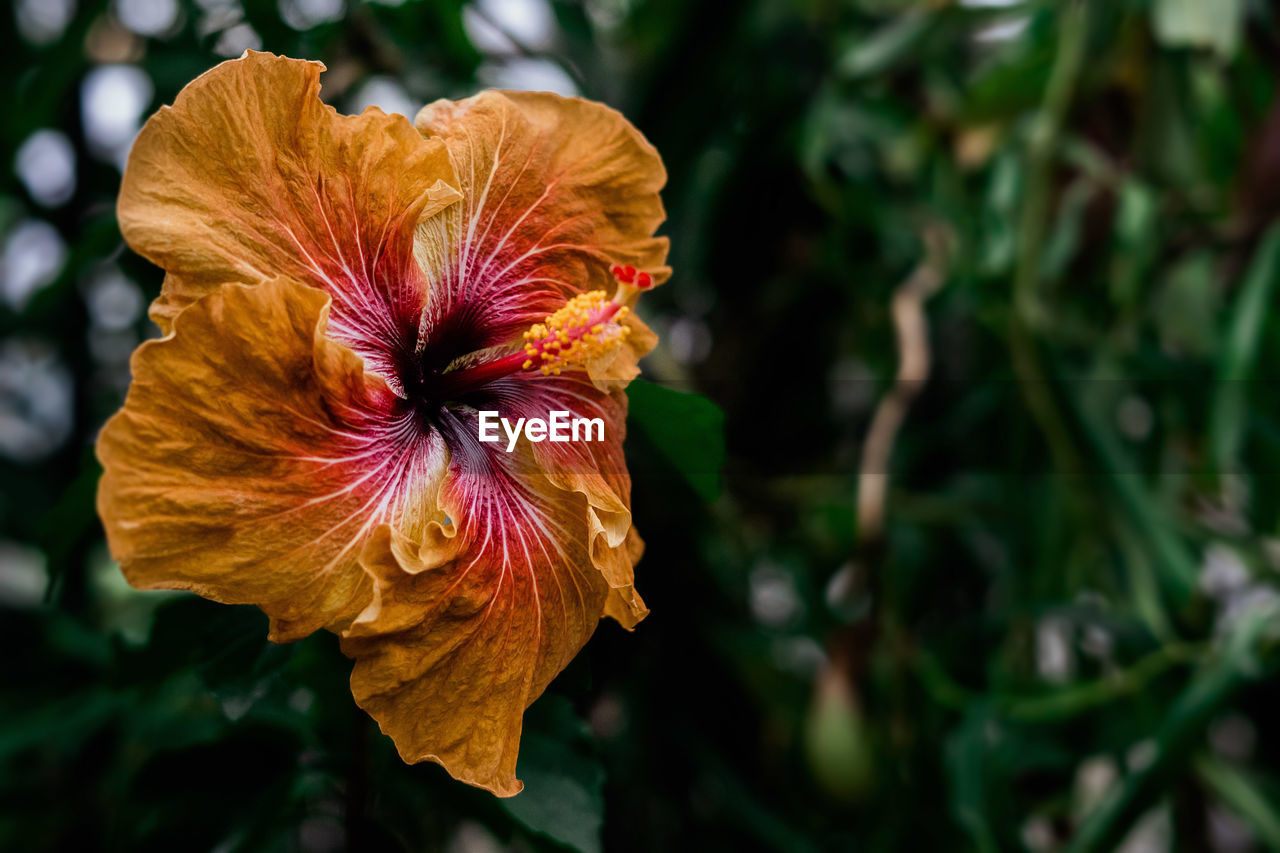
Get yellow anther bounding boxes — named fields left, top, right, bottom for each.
left=521, top=290, right=631, bottom=375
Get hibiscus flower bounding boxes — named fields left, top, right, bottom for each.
left=96, top=51, right=668, bottom=796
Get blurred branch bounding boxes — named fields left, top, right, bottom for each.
left=1003, top=642, right=1197, bottom=723
left=857, top=224, right=951, bottom=545
left=916, top=640, right=1199, bottom=721
left=1066, top=602, right=1280, bottom=853
left=845, top=225, right=951, bottom=769
left=1009, top=0, right=1090, bottom=476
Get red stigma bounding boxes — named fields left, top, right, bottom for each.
left=610, top=263, right=652, bottom=290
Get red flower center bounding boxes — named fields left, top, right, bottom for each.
left=405, top=265, right=651, bottom=413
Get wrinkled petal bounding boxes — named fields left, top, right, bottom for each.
left=342, top=418, right=614, bottom=796
left=336, top=91, right=666, bottom=793
left=413, top=90, right=669, bottom=352
left=586, top=310, right=659, bottom=393
left=108, top=58, right=668, bottom=799
left=97, top=278, right=449, bottom=642
left=340, top=367, right=646, bottom=793
left=502, top=375, right=647, bottom=623
left=601, top=527, right=647, bottom=629
left=118, top=50, right=461, bottom=392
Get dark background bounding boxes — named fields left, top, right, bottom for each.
left=4, top=0, right=1280, bottom=850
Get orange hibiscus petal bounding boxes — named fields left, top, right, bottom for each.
left=332, top=94, right=667, bottom=792
left=508, top=375, right=647, bottom=626
left=601, top=527, right=647, bottom=629
left=110, top=64, right=666, bottom=795
left=412, top=90, right=669, bottom=348
left=586, top=309, right=659, bottom=393
left=97, top=277, right=449, bottom=642
left=342, top=430, right=613, bottom=796
left=118, top=51, right=460, bottom=391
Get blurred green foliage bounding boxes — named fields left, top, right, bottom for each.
left=5, top=0, right=1280, bottom=850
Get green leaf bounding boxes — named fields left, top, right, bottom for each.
left=0, top=690, right=125, bottom=762
left=627, top=380, right=725, bottom=502
left=1195, top=754, right=1280, bottom=850
left=836, top=12, right=931, bottom=80
left=1109, top=179, right=1158, bottom=309
left=1209, top=223, right=1280, bottom=476
left=1063, top=358, right=1200, bottom=603
left=1041, top=178, right=1095, bottom=283
left=1155, top=249, right=1219, bottom=358
left=502, top=698, right=604, bottom=853
left=944, top=705, right=1000, bottom=853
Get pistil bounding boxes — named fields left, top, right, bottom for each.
left=435, top=287, right=636, bottom=399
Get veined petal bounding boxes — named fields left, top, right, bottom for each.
left=118, top=51, right=461, bottom=392
left=413, top=90, right=669, bottom=349
left=480, top=373, right=647, bottom=624
left=343, top=420, right=612, bottom=796
left=96, top=278, right=449, bottom=642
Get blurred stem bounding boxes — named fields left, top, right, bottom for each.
left=1008, top=0, right=1200, bottom=609
left=1194, top=754, right=1280, bottom=849
left=916, top=641, right=1199, bottom=721
left=1009, top=0, right=1090, bottom=476
left=1002, top=642, right=1196, bottom=723
left=1066, top=604, right=1280, bottom=853
left=857, top=224, right=950, bottom=545
left=848, top=225, right=951, bottom=772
